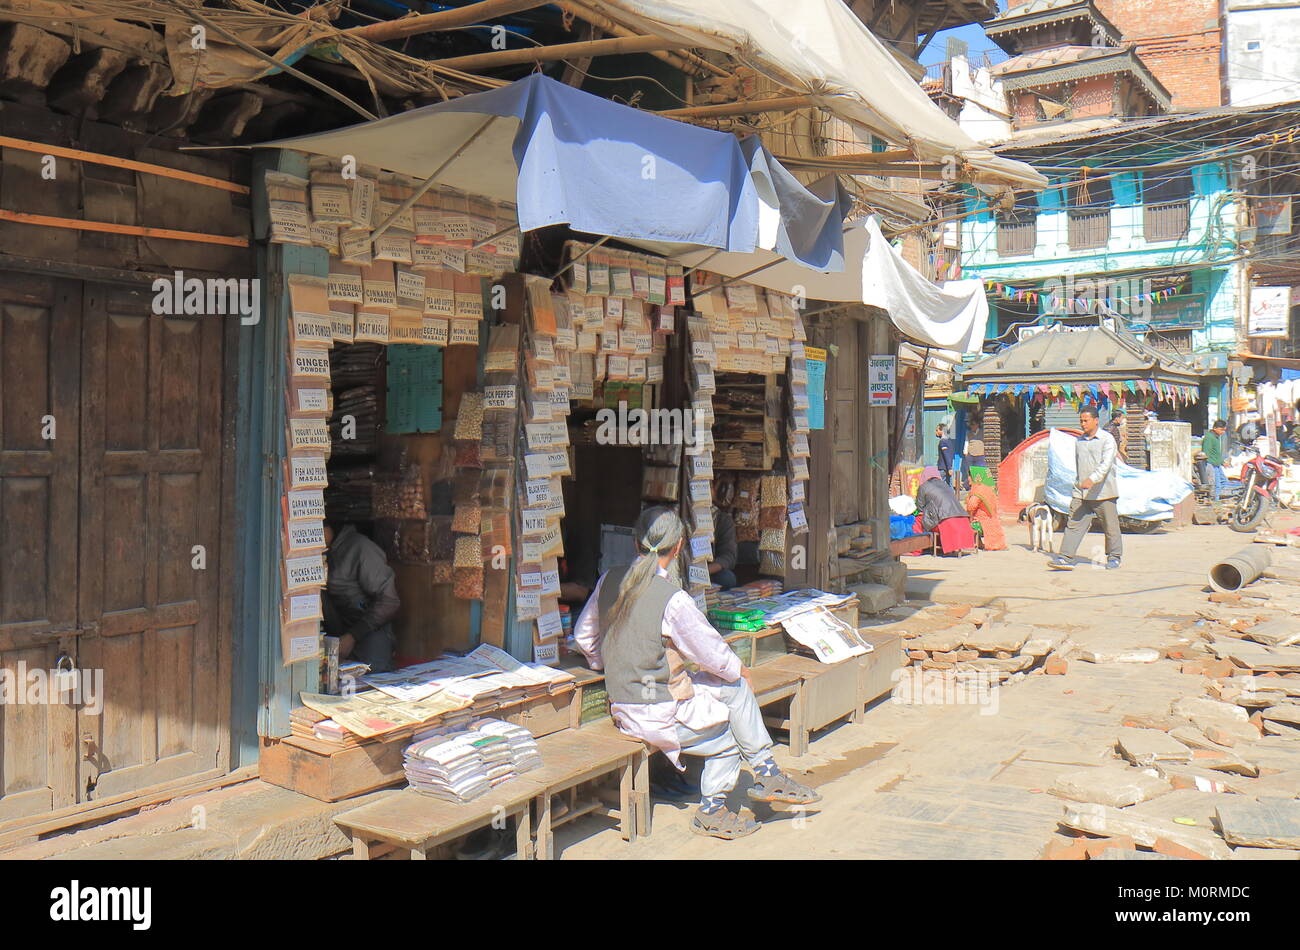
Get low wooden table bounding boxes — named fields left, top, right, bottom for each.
left=529, top=724, right=646, bottom=859
left=335, top=783, right=539, bottom=860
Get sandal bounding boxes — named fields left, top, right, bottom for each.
left=690, top=806, right=759, bottom=839
left=747, top=770, right=822, bottom=805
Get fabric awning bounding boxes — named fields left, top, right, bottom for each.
left=632, top=216, right=989, bottom=352
left=587, top=0, right=1048, bottom=191
left=252, top=73, right=848, bottom=270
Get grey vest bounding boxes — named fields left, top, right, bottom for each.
left=597, top=565, right=679, bottom=704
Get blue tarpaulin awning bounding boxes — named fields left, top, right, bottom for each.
left=254, top=73, right=847, bottom=270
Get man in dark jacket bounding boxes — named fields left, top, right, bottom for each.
left=322, top=522, right=400, bottom=673
left=936, top=424, right=956, bottom=486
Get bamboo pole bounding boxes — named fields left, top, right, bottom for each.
left=370, top=115, right=500, bottom=245
left=344, top=0, right=548, bottom=43
left=657, top=96, right=814, bottom=119
left=776, top=149, right=914, bottom=166
left=175, top=3, right=377, bottom=121
left=432, top=35, right=687, bottom=72
left=555, top=2, right=727, bottom=77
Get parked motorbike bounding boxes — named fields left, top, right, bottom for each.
left=1228, top=448, right=1287, bottom=533
left=1192, top=449, right=1241, bottom=510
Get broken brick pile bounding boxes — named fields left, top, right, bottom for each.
left=899, top=603, right=1072, bottom=682
left=1041, top=574, right=1300, bottom=861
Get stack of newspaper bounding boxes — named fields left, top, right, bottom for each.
left=403, top=730, right=495, bottom=803
left=403, top=718, right=543, bottom=802
left=476, top=719, right=542, bottom=774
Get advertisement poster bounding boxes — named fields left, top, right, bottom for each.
left=1249, top=286, right=1291, bottom=338
left=805, top=346, right=827, bottom=430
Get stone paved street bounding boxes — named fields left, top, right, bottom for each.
left=562, top=516, right=1300, bottom=859
left=8, top=516, right=1299, bottom=861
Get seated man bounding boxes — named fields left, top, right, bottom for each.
left=322, top=521, right=400, bottom=673
left=574, top=506, right=820, bottom=839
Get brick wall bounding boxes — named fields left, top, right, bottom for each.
left=1091, top=0, right=1223, bottom=109
left=1004, top=0, right=1222, bottom=109
left=1071, top=76, right=1119, bottom=117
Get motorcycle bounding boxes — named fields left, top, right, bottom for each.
left=1228, top=449, right=1286, bottom=533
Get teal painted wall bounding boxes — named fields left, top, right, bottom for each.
left=961, top=158, right=1242, bottom=354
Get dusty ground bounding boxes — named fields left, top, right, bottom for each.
left=7, top=513, right=1299, bottom=860
left=559, top=513, right=1300, bottom=860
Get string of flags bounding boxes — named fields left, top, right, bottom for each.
left=963, top=379, right=1199, bottom=405
left=982, top=280, right=1182, bottom=313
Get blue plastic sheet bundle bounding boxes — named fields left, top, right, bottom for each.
left=1044, top=428, right=1193, bottom=522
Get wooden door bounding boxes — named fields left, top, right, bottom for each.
left=76, top=283, right=225, bottom=800
left=0, top=274, right=81, bottom=823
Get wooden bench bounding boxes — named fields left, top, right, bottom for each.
left=750, top=662, right=808, bottom=754
left=527, top=723, right=647, bottom=859
left=335, top=782, right=539, bottom=860
left=333, top=723, right=648, bottom=860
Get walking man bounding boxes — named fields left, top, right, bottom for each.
left=1050, top=405, right=1122, bottom=571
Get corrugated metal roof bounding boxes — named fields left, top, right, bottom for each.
left=993, top=45, right=1122, bottom=75
left=957, top=326, right=1200, bottom=384
left=994, top=102, right=1300, bottom=151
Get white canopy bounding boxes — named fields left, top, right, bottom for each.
left=588, top=0, right=1048, bottom=191
left=633, top=216, right=989, bottom=353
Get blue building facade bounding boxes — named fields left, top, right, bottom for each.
left=958, top=135, right=1242, bottom=425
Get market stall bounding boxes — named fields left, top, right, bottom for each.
left=251, top=75, right=910, bottom=828
left=956, top=326, right=1203, bottom=487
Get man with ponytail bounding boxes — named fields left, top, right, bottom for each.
left=574, top=506, right=820, bottom=839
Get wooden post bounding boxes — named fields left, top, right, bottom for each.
left=557, top=1, right=725, bottom=76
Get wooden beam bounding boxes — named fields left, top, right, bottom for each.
left=174, top=2, right=378, bottom=121
left=0, top=135, right=250, bottom=194
left=432, top=34, right=687, bottom=72
left=0, top=0, right=167, bottom=63
left=658, top=96, right=814, bottom=119
left=0, top=209, right=249, bottom=247
left=559, top=19, right=597, bottom=87
left=345, top=0, right=548, bottom=43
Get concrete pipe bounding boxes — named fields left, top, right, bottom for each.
left=1208, top=546, right=1273, bottom=593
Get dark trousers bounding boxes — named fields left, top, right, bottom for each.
left=352, top=623, right=396, bottom=673
left=1060, top=497, right=1122, bottom=561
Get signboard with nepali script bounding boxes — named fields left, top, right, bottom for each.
left=868, top=354, right=896, bottom=407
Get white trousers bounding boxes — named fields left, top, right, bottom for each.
left=674, top=678, right=775, bottom=798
